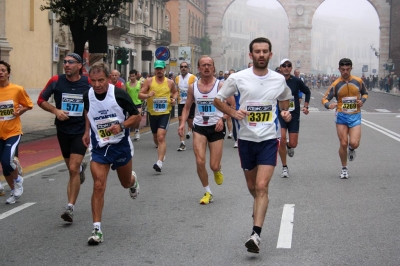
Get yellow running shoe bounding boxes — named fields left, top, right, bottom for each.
left=214, top=171, right=224, bottom=185
left=199, top=192, right=213, bottom=205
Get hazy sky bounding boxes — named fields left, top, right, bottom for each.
left=247, top=0, right=379, bottom=24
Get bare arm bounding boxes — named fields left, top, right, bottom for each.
left=138, top=78, right=154, bottom=100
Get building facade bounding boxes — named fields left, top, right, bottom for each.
left=166, top=0, right=207, bottom=75
left=0, top=0, right=171, bottom=97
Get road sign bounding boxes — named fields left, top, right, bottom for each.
left=155, top=46, right=170, bottom=61
left=373, top=69, right=376, bottom=74
left=362, top=65, right=368, bottom=72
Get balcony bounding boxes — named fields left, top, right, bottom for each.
left=108, top=13, right=130, bottom=34
left=188, top=36, right=201, bottom=47
left=156, top=29, right=171, bottom=46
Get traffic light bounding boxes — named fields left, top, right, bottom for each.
left=121, top=48, right=129, bottom=65
left=116, top=48, right=123, bottom=65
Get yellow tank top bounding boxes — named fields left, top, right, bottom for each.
left=148, top=77, right=171, bottom=115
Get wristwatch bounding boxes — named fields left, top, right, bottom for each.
left=120, top=123, right=126, bottom=130
left=222, top=118, right=226, bottom=123
left=304, top=106, right=309, bottom=109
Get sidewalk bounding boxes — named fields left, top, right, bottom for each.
left=371, top=87, right=400, bottom=97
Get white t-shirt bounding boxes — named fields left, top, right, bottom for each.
left=215, top=68, right=292, bottom=142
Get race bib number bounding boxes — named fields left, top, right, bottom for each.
left=179, top=89, right=188, bottom=101
left=289, top=97, right=295, bottom=111
left=153, top=97, right=168, bottom=112
left=342, top=96, right=357, bottom=113
left=246, top=101, right=273, bottom=128
left=95, top=118, right=123, bottom=143
left=61, top=93, right=84, bottom=116
left=197, top=98, right=215, bottom=116
left=0, top=100, right=15, bottom=121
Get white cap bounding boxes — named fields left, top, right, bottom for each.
left=280, top=58, right=291, bottom=65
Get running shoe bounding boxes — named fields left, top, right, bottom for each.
left=340, top=167, right=349, bottom=179
left=228, top=132, right=233, bottom=139
left=199, top=192, right=213, bottom=205
left=80, top=161, right=87, bottom=184
left=287, top=146, right=295, bottom=157
left=61, top=205, right=74, bottom=223
left=13, top=177, right=23, bottom=199
left=186, top=131, right=191, bottom=139
left=348, top=147, right=356, bottom=161
left=153, top=161, right=162, bottom=172
left=281, top=167, right=289, bottom=178
left=6, top=192, right=16, bottom=204
left=13, top=156, right=23, bottom=176
left=245, top=232, right=261, bottom=253
left=88, top=226, right=103, bottom=245
left=129, top=171, right=139, bottom=199
left=134, top=131, right=140, bottom=141
left=177, top=143, right=186, bottom=151
left=233, top=141, right=238, bottom=148
left=0, top=184, right=4, bottom=196
left=214, top=170, right=224, bottom=185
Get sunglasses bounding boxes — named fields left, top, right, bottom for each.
left=281, top=64, right=292, bottom=68
left=340, top=63, right=352, bottom=66
left=180, top=66, right=188, bottom=68
left=63, top=60, right=78, bottom=64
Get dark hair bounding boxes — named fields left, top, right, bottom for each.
left=339, top=58, right=352, bottom=66
left=129, top=69, right=138, bottom=75
left=249, top=37, right=272, bottom=53
left=0, top=60, right=11, bottom=74
left=180, top=62, right=189, bottom=67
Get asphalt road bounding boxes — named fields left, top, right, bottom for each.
left=1, top=88, right=399, bottom=266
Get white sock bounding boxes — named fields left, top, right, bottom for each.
left=67, top=203, right=74, bottom=209
left=157, top=160, right=163, bottom=166
left=93, top=222, right=101, bottom=230
left=15, top=176, right=22, bottom=182
left=80, top=165, right=83, bottom=172
left=135, top=129, right=139, bottom=132
left=181, top=141, right=185, bottom=144
left=204, top=185, right=212, bottom=194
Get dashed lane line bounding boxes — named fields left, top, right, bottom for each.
left=277, top=204, right=295, bottom=249
left=0, top=203, right=36, bottom=220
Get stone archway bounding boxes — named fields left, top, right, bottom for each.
left=207, top=0, right=390, bottom=76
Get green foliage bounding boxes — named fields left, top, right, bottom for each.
left=40, top=0, right=133, bottom=56
left=40, top=0, right=133, bottom=28
left=200, top=35, right=212, bottom=55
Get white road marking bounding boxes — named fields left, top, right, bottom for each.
left=277, top=204, right=295, bottom=249
left=362, top=119, right=400, bottom=142
left=375, top=109, right=391, bottom=113
left=0, top=203, right=36, bottom=220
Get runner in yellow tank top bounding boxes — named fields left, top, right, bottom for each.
left=139, top=60, right=178, bottom=172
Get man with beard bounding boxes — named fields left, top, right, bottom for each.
left=175, top=61, right=198, bottom=151
left=278, top=59, right=311, bottom=178
left=322, top=58, right=368, bottom=179
left=38, top=53, right=90, bottom=223
left=139, top=60, right=178, bottom=172
left=213, top=37, right=292, bottom=254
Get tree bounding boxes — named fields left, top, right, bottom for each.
left=40, top=0, right=133, bottom=59
left=200, top=35, right=212, bottom=55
